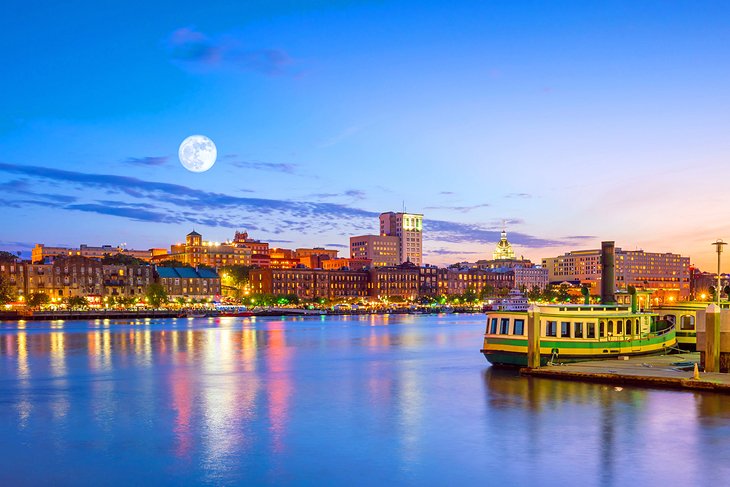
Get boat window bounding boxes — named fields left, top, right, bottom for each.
left=599, top=321, right=605, bottom=338
left=574, top=322, right=584, bottom=339
left=560, top=321, right=570, bottom=338
left=680, top=315, right=695, bottom=330
left=607, top=320, right=614, bottom=335
left=546, top=321, right=557, bottom=337
left=500, top=318, right=510, bottom=335
left=616, top=320, right=623, bottom=335
left=626, top=319, right=632, bottom=335
left=587, top=323, right=596, bottom=338
left=490, top=317, right=498, bottom=334
left=664, top=315, right=676, bottom=327
left=514, top=319, right=524, bottom=335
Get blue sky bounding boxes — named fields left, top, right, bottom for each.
left=2, top=1, right=730, bottom=268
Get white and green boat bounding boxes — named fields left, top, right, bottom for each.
left=481, top=304, right=677, bottom=367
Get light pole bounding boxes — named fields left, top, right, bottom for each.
left=711, top=239, right=726, bottom=305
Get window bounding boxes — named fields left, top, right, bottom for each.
left=680, top=315, right=695, bottom=330
left=574, top=322, right=584, bottom=339
left=617, top=320, right=623, bottom=335
left=546, top=321, right=557, bottom=337
left=514, top=319, right=524, bottom=335
left=561, top=321, right=570, bottom=338
left=626, top=319, right=632, bottom=335
left=607, top=321, right=614, bottom=335
left=490, top=318, right=498, bottom=334
left=599, top=321, right=605, bottom=338
left=500, top=318, right=510, bottom=335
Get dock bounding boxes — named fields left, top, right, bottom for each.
left=520, top=352, right=730, bottom=393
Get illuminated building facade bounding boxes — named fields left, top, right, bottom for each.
left=350, top=235, right=399, bottom=267
left=248, top=268, right=369, bottom=300
left=32, top=243, right=160, bottom=263
left=102, top=264, right=154, bottom=299
left=321, top=258, right=372, bottom=271
left=437, top=267, right=515, bottom=296
left=379, top=212, right=423, bottom=265
left=156, top=267, right=221, bottom=301
left=169, top=231, right=252, bottom=268
left=542, top=247, right=690, bottom=300
left=233, top=232, right=270, bottom=268
left=368, top=262, right=420, bottom=299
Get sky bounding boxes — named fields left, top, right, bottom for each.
left=2, top=1, right=730, bottom=270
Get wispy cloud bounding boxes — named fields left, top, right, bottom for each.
left=318, top=124, right=368, bottom=148
left=310, top=189, right=367, bottom=200
left=439, top=191, right=455, bottom=195
left=505, top=193, right=532, bottom=199
left=326, top=243, right=349, bottom=248
left=0, top=162, right=575, bottom=250
left=0, top=179, right=76, bottom=203
left=125, top=156, right=168, bottom=166
left=425, top=248, right=480, bottom=256
left=424, top=203, right=490, bottom=213
left=166, top=27, right=295, bottom=76
left=230, top=159, right=297, bottom=174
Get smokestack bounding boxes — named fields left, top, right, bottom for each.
left=601, top=241, right=616, bottom=305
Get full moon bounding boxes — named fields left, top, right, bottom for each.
left=178, top=135, right=217, bottom=172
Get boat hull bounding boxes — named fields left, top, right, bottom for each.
left=481, top=330, right=677, bottom=367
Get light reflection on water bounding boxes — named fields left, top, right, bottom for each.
left=0, top=314, right=730, bottom=485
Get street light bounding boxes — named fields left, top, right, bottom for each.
left=712, top=240, right=727, bottom=305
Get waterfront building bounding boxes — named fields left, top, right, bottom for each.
left=542, top=247, right=690, bottom=301
left=437, top=267, right=515, bottom=297
left=368, top=262, right=420, bottom=300
left=295, top=248, right=339, bottom=269
left=248, top=268, right=369, bottom=300
left=24, top=255, right=105, bottom=300
left=350, top=235, right=400, bottom=267
left=102, top=264, right=154, bottom=300
left=32, top=243, right=161, bottom=263
left=168, top=231, right=252, bottom=268
left=156, top=266, right=221, bottom=301
left=379, top=212, right=423, bottom=265
left=0, top=253, right=25, bottom=301
left=513, top=266, right=549, bottom=291
left=419, top=265, right=438, bottom=297
left=689, top=267, right=730, bottom=300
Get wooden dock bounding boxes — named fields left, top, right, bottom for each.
left=520, top=352, right=730, bottom=393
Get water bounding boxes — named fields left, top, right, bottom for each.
left=1, top=314, right=730, bottom=486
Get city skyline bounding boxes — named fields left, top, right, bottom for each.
left=2, top=1, right=730, bottom=269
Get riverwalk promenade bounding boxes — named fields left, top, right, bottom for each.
left=521, top=352, right=730, bottom=393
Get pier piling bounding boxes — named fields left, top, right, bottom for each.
left=706, top=304, right=721, bottom=372
left=527, top=305, right=541, bottom=368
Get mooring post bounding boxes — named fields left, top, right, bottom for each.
left=706, top=303, right=720, bottom=373
left=527, top=304, right=541, bottom=368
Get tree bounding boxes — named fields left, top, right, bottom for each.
left=0, top=276, right=13, bottom=305
left=462, top=286, right=478, bottom=304
left=479, top=284, right=495, bottom=300
left=101, top=253, right=148, bottom=266
left=527, top=285, right=542, bottom=302
left=541, top=286, right=557, bottom=302
left=67, top=296, right=89, bottom=309
left=0, top=250, right=19, bottom=262
left=27, top=292, right=50, bottom=309
left=145, top=283, right=168, bottom=307
left=557, top=284, right=571, bottom=303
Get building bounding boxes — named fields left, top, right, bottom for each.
left=368, top=262, right=420, bottom=299
left=233, top=232, right=270, bottom=268
left=350, top=235, right=400, bottom=267
left=419, top=265, right=438, bottom=297
left=379, top=212, right=423, bottom=265
left=102, top=264, right=154, bottom=301
left=438, top=267, right=515, bottom=297
left=248, top=268, right=369, bottom=300
left=269, top=248, right=300, bottom=269
left=156, top=266, right=221, bottom=301
left=295, top=248, right=339, bottom=269
left=168, top=231, right=252, bottom=268
left=32, top=243, right=160, bottom=263
left=0, top=253, right=24, bottom=301
left=513, top=266, right=549, bottom=291
left=542, top=247, right=691, bottom=300
left=321, top=258, right=372, bottom=271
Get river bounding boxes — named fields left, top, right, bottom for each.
left=1, top=314, right=729, bottom=486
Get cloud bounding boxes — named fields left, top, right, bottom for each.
left=0, top=179, right=76, bottom=203
left=505, top=193, right=532, bottom=199
left=326, top=243, right=349, bottom=248
left=125, top=156, right=169, bottom=166
left=310, top=190, right=367, bottom=200
left=0, top=162, right=578, bottom=251
left=564, top=235, right=596, bottom=241
left=318, top=124, right=368, bottom=148
left=439, top=191, right=455, bottom=195
left=166, top=27, right=294, bottom=76
left=425, top=248, right=480, bottom=256
left=425, top=219, right=565, bottom=248
left=424, top=203, right=490, bottom=213
left=231, top=159, right=297, bottom=174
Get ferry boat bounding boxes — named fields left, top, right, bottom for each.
left=652, top=302, right=730, bottom=351
left=481, top=304, right=676, bottom=366
left=491, top=288, right=529, bottom=311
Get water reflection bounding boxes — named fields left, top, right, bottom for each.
left=0, top=316, right=730, bottom=485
